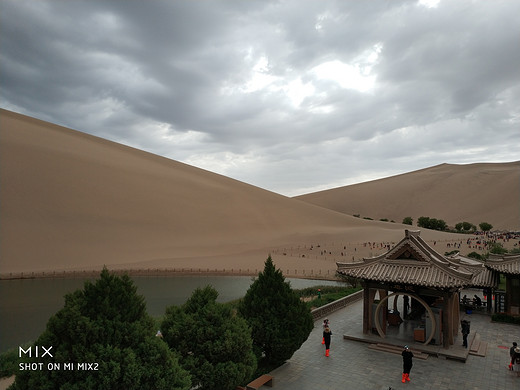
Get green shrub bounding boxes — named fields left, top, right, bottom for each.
left=402, top=217, right=413, bottom=225
left=492, top=313, right=520, bottom=325
left=489, top=243, right=508, bottom=255
left=303, top=287, right=362, bottom=310
left=467, top=252, right=484, bottom=260
left=295, top=285, right=354, bottom=297
left=0, top=346, right=22, bottom=378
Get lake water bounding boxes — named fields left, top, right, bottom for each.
left=0, top=275, right=342, bottom=353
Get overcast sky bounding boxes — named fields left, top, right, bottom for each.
left=1, top=0, right=519, bottom=196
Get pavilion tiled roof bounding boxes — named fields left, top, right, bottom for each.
left=447, top=254, right=499, bottom=288
left=485, top=254, right=520, bottom=275
left=337, top=230, right=476, bottom=289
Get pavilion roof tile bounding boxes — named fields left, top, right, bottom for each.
left=485, top=254, right=520, bottom=275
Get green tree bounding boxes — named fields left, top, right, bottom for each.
left=417, top=216, right=447, bottom=231
left=238, top=256, right=314, bottom=368
left=11, top=269, right=191, bottom=390
left=432, top=218, right=447, bottom=231
left=455, top=222, right=464, bottom=232
left=462, top=221, right=476, bottom=232
left=489, top=242, right=508, bottom=255
left=479, top=222, right=493, bottom=232
left=402, top=217, right=413, bottom=225
left=467, top=252, right=484, bottom=260
left=417, top=216, right=431, bottom=228
left=161, top=286, right=256, bottom=390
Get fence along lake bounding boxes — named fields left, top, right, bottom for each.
left=0, top=275, right=342, bottom=353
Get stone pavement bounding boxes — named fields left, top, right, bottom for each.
left=269, top=299, right=520, bottom=390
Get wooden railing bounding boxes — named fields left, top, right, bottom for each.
left=0, top=267, right=339, bottom=281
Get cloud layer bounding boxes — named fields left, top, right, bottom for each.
left=1, top=0, right=519, bottom=195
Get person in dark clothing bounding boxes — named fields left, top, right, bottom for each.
left=403, top=295, right=410, bottom=318
left=401, top=345, right=413, bottom=382
left=323, top=327, right=332, bottom=357
left=461, top=320, right=470, bottom=348
left=512, top=347, right=520, bottom=377
left=510, top=342, right=518, bottom=370
left=322, top=318, right=330, bottom=344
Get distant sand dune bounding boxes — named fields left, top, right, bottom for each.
left=1, top=109, right=517, bottom=276
left=296, top=162, right=520, bottom=231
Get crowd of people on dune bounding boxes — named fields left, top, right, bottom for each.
left=279, top=230, right=519, bottom=263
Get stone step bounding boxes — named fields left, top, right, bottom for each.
left=470, top=340, right=488, bottom=357
left=470, top=333, right=481, bottom=353
left=368, top=343, right=428, bottom=360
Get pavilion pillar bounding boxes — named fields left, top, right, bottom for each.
left=452, top=292, right=460, bottom=340
left=483, top=288, right=492, bottom=313
left=362, top=283, right=371, bottom=334
left=379, top=289, right=388, bottom=335
left=442, top=292, right=452, bottom=348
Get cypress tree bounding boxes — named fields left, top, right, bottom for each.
left=161, top=286, right=256, bottom=390
left=12, top=268, right=191, bottom=390
left=238, top=256, right=314, bottom=367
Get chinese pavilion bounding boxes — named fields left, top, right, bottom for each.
left=336, top=230, right=501, bottom=348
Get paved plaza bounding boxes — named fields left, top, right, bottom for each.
left=270, top=298, right=520, bottom=390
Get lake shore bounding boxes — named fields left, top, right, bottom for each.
left=2, top=233, right=515, bottom=281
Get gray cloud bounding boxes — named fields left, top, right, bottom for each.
left=1, top=0, right=519, bottom=196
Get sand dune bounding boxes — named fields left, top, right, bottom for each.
left=0, top=109, right=516, bottom=276
left=296, top=162, right=520, bottom=231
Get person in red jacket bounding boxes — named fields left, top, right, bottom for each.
left=321, top=318, right=330, bottom=344
left=323, top=327, right=332, bottom=357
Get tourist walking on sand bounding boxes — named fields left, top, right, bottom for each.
left=512, top=346, right=520, bottom=377
left=323, top=327, right=332, bottom=357
left=401, top=345, right=413, bottom=382
left=510, top=342, right=518, bottom=370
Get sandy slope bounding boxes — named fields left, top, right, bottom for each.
left=296, top=162, right=520, bottom=231
left=0, top=109, right=397, bottom=274
left=0, top=109, right=516, bottom=276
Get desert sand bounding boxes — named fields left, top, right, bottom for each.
left=1, top=109, right=518, bottom=279
left=296, top=161, right=520, bottom=231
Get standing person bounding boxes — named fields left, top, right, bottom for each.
left=510, top=342, right=518, bottom=370
left=323, top=327, right=332, bottom=357
left=322, top=318, right=330, bottom=328
left=401, top=345, right=413, bottom=382
left=322, top=318, right=330, bottom=344
left=403, top=295, right=410, bottom=318
left=461, top=320, right=470, bottom=348
left=512, top=346, right=520, bottom=376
